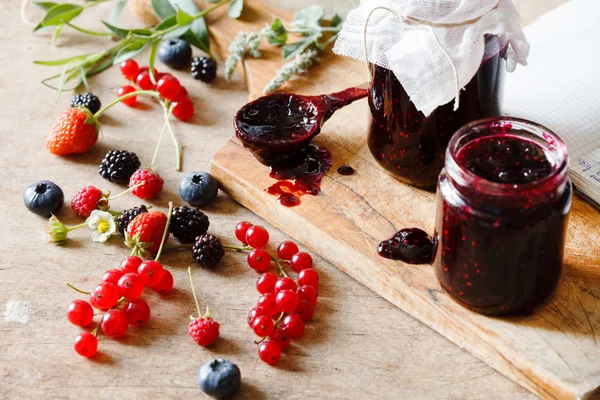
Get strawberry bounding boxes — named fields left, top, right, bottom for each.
left=125, top=210, right=168, bottom=257
left=46, top=107, right=100, bottom=156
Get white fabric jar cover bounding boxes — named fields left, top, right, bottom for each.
left=333, top=0, right=530, bottom=116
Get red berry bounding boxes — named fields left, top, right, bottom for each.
left=245, top=225, right=269, bottom=248
left=123, top=298, right=151, bottom=326
left=298, top=268, right=319, bottom=289
left=138, top=260, right=164, bottom=286
left=247, top=248, right=271, bottom=272
left=74, top=332, right=98, bottom=357
left=120, top=59, right=140, bottom=80
left=258, top=340, right=281, bottom=364
left=295, top=300, right=315, bottom=321
left=67, top=299, right=94, bottom=327
left=257, top=293, right=278, bottom=317
left=101, top=309, right=129, bottom=338
left=256, top=272, right=277, bottom=294
left=126, top=210, right=168, bottom=255
left=252, top=315, right=274, bottom=337
left=118, top=85, right=137, bottom=107
left=157, top=75, right=181, bottom=100
left=91, top=282, right=120, bottom=309
left=102, top=269, right=124, bottom=285
left=46, top=108, right=98, bottom=156
left=129, top=169, right=164, bottom=199
left=71, top=186, right=103, bottom=218
left=235, top=221, right=252, bottom=244
left=274, top=277, right=296, bottom=294
left=297, top=285, right=317, bottom=306
left=291, top=252, right=312, bottom=273
left=89, top=294, right=109, bottom=312
left=271, top=330, right=291, bottom=350
left=277, top=241, right=299, bottom=260
left=139, top=66, right=157, bottom=76
left=276, top=290, right=299, bottom=313
left=150, top=269, right=174, bottom=294
left=189, top=317, right=220, bottom=347
left=136, top=71, right=155, bottom=90
left=119, top=256, right=143, bottom=274
left=172, top=96, right=194, bottom=121
left=282, top=313, right=305, bottom=338
left=248, top=306, right=266, bottom=327
left=178, top=86, right=188, bottom=97
left=117, top=272, right=145, bottom=299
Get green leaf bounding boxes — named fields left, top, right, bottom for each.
left=87, top=57, right=114, bottom=77
left=282, top=35, right=319, bottom=60
left=176, top=7, right=194, bottom=26
left=148, top=40, right=159, bottom=84
left=227, top=0, right=243, bottom=19
left=330, top=13, right=343, bottom=28
left=131, top=29, right=154, bottom=36
left=171, top=0, right=211, bottom=55
left=113, top=40, right=149, bottom=65
left=41, top=4, right=83, bottom=27
left=151, top=0, right=176, bottom=20
left=101, top=21, right=131, bottom=38
left=181, top=30, right=210, bottom=56
left=292, top=5, right=324, bottom=31
left=34, top=53, right=94, bottom=66
left=162, top=24, right=191, bottom=39
left=108, top=0, right=127, bottom=25
left=52, top=24, right=63, bottom=46
left=265, top=18, right=287, bottom=46
left=34, top=1, right=58, bottom=11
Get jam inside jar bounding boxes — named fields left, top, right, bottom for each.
left=433, top=117, right=572, bottom=315
left=368, top=35, right=507, bottom=188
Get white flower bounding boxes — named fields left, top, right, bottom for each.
left=86, top=210, right=116, bottom=243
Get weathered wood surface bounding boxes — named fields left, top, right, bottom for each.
left=209, top=0, right=600, bottom=399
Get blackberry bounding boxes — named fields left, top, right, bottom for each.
left=117, top=205, right=148, bottom=236
left=71, top=92, right=101, bottom=114
left=191, top=57, right=217, bottom=83
left=170, top=206, right=210, bottom=244
left=191, top=234, right=224, bottom=269
left=98, top=150, right=141, bottom=184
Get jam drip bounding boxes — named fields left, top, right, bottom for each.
left=266, top=145, right=333, bottom=207
left=378, top=228, right=433, bottom=264
left=337, top=165, right=355, bottom=176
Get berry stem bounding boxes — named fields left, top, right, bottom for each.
left=154, top=202, right=173, bottom=263
left=149, top=117, right=170, bottom=169
left=188, top=267, right=203, bottom=318
left=91, top=324, right=100, bottom=337
left=66, top=222, right=88, bottom=232
left=106, top=181, right=145, bottom=201
left=161, top=101, right=181, bottom=171
left=222, top=244, right=253, bottom=252
left=93, top=90, right=161, bottom=119
left=273, top=257, right=289, bottom=278
left=273, top=312, right=285, bottom=329
left=66, top=283, right=91, bottom=295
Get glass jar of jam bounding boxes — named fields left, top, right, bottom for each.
left=433, top=117, right=572, bottom=315
left=368, top=35, right=507, bottom=188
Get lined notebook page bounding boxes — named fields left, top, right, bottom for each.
left=503, top=0, right=600, bottom=207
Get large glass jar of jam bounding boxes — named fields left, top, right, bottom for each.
left=433, top=117, right=571, bottom=315
left=368, top=35, right=507, bottom=188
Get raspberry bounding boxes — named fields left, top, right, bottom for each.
left=71, top=92, right=101, bottom=114
left=98, top=150, right=141, bottom=184
left=126, top=210, right=168, bottom=257
left=116, top=205, right=148, bottom=235
left=191, top=57, right=217, bottom=83
left=170, top=206, right=210, bottom=244
left=191, top=234, right=224, bottom=269
left=189, top=317, right=220, bottom=347
left=71, top=186, right=105, bottom=218
left=129, top=169, right=164, bottom=200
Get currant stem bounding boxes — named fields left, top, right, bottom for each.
left=106, top=181, right=145, bottom=201
left=66, top=283, right=91, bottom=295
left=273, top=257, right=289, bottom=277
left=161, top=101, right=181, bottom=171
left=188, top=267, right=202, bottom=318
left=273, top=311, right=285, bottom=329
left=154, top=202, right=173, bottom=263
left=93, top=90, right=161, bottom=119
left=222, top=244, right=253, bottom=252
left=91, top=324, right=100, bottom=337
left=149, top=117, right=169, bottom=169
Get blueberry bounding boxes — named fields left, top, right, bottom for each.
left=179, top=171, right=219, bottom=207
left=158, top=39, right=192, bottom=70
left=24, top=180, right=64, bottom=217
left=197, top=359, right=241, bottom=398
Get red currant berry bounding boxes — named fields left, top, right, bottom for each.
left=138, top=260, right=164, bottom=286
left=271, top=329, right=291, bottom=350
left=245, top=225, right=269, bottom=248
left=74, top=332, right=98, bottom=358
left=101, top=309, right=129, bottom=338
left=172, top=96, right=194, bottom=121
left=276, top=290, right=300, bottom=313
left=123, top=298, right=151, bottom=326
left=91, top=282, right=120, bottom=309
left=235, top=221, right=252, bottom=244
left=117, top=273, right=145, bottom=299
left=89, top=294, right=109, bottom=312
left=189, top=317, right=220, bottom=347
left=277, top=241, right=299, bottom=260
left=258, top=340, right=281, bottom=365
left=120, top=59, right=140, bottom=80
left=274, top=277, right=296, bottom=294
left=67, top=299, right=94, bottom=327
left=298, top=268, right=319, bottom=289
left=150, top=269, right=174, bottom=295
left=282, top=313, right=305, bottom=338
left=247, top=248, right=271, bottom=272
left=248, top=307, right=266, bottom=327
left=257, top=293, right=278, bottom=317
left=290, top=252, right=312, bottom=273
left=136, top=71, right=155, bottom=90
left=256, top=272, right=277, bottom=294
left=297, top=285, right=317, bottom=306
left=252, top=315, right=274, bottom=337
left=118, top=85, right=137, bottom=106
left=102, top=269, right=124, bottom=285
left=295, top=300, right=315, bottom=321
left=139, top=66, right=157, bottom=76
left=119, top=256, right=143, bottom=274
left=178, top=86, right=188, bottom=97
left=157, top=75, right=181, bottom=100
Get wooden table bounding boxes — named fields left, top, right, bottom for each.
left=0, top=1, right=565, bottom=398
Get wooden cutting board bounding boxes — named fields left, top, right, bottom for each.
left=187, top=1, right=600, bottom=398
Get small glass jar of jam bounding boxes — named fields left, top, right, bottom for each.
left=433, top=117, right=571, bottom=315
left=368, top=35, right=507, bottom=188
